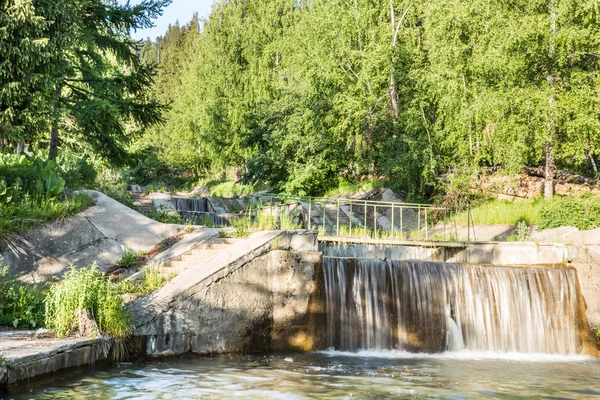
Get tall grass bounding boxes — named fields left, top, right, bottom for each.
left=45, top=264, right=132, bottom=338
left=452, top=195, right=600, bottom=231
left=453, top=198, right=545, bottom=226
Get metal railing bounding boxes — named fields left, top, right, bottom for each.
left=248, top=194, right=474, bottom=243
left=170, top=193, right=474, bottom=243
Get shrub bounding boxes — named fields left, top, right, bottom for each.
left=93, top=167, right=134, bottom=208
left=0, top=262, right=46, bottom=329
left=538, top=195, right=600, bottom=231
left=45, top=264, right=132, bottom=338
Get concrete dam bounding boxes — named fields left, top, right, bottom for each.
left=129, top=230, right=599, bottom=357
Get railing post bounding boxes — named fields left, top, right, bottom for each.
left=322, top=200, right=326, bottom=235
left=400, top=206, right=403, bottom=239
left=391, top=203, right=394, bottom=238
left=364, top=201, right=367, bottom=238
left=336, top=199, right=340, bottom=236
left=374, top=204, right=377, bottom=238
left=425, top=209, right=428, bottom=240
left=417, top=205, right=421, bottom=240
left=468, top=206, right=471, bottom=242
left=349, top=203, right=353, bottom=235
left=308, top=199, right=312, bottom=230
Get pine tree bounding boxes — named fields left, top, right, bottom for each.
left=0, top=0, right=52, bottom=151
left=39, top=0, right=170, bottom=163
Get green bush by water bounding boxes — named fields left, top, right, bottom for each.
left=0, top=262, right=46, bottom=329
left=45, top=264, right=132, bottom=338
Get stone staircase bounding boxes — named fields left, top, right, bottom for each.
left=129, top=189, right=154, bottom=215
left=166, top=237, right=241, bottom=274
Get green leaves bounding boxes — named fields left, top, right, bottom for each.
left=33, top=157, right=65, bottom=197
left=0, top=179, right=14, bottom=204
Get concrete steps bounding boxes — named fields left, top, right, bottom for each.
left=164, top=237, right=242, bottom=274
left=130, top=191, right=154, bottom=215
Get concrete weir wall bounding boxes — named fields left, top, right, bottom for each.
left=321, top=241, right=600, bottom=333
left=130, top=230, right=326, bottom=356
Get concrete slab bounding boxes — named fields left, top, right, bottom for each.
left=0, top=331, right=112, bottom=387
left=150, top=192, right=175, bottom=211
left=82, top=191, right=181, bottom=252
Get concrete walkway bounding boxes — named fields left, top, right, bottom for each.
left=0, top=331, right=112, bottom=389
left=2, top=190, right=185, bottom=282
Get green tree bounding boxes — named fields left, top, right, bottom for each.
left=0, top=0, right=52, bottom=151
left=41, top=0, right=170, bottom=163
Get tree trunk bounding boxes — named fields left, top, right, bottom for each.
left=590, top=154, right=598, bottom=174
left=49, top=84, right=62, bottom=159
left=544, top=140, right=555, bottom=200
left=544, top=0, right=557, bottom=200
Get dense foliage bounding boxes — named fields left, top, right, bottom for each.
left=136, top=0, right=600, bottom=197
left=0, top=152, right=93, bottom=235
left=0, top=260, right=46, bottom=329
left=0, top=0, right=169, bottom=163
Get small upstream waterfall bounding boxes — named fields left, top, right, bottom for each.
left=323, top=258, right=580, bottom=355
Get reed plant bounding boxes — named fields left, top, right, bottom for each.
left=45, top=264, right=132, bottom=338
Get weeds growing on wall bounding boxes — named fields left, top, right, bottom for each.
left=118, top=266, right=171, bottom=297
left=45, top=264, right=132, bottom=338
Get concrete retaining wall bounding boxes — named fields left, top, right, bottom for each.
left=1, top=335, right=113, bottom=391
left=129, top=230, right=325, bottom=356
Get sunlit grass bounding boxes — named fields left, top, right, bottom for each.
left=0, top=193, right=92, bottom=237
left=453, top=198, right=545, bottom=226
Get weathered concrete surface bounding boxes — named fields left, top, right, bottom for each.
left=1, top=190, right=183, bottom=282
left=129, top=230, right=324, bottom=356
left=0, top=331, right=112, bottom=390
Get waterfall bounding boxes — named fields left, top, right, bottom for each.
left=323, top=258, right=580, bottom=355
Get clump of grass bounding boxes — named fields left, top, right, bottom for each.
left=0, top=260, right=47, bottom=329
left=45, top=264, right=132, bottom=339
left=117, top=249, right=143, bottom=268
left=230, top=216, right=252, bottom=237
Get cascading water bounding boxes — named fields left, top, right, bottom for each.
left=323, top=257, right=581, bottom=355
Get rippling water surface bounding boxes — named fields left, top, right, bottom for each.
left=8, top=351, right=600, bottom=399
